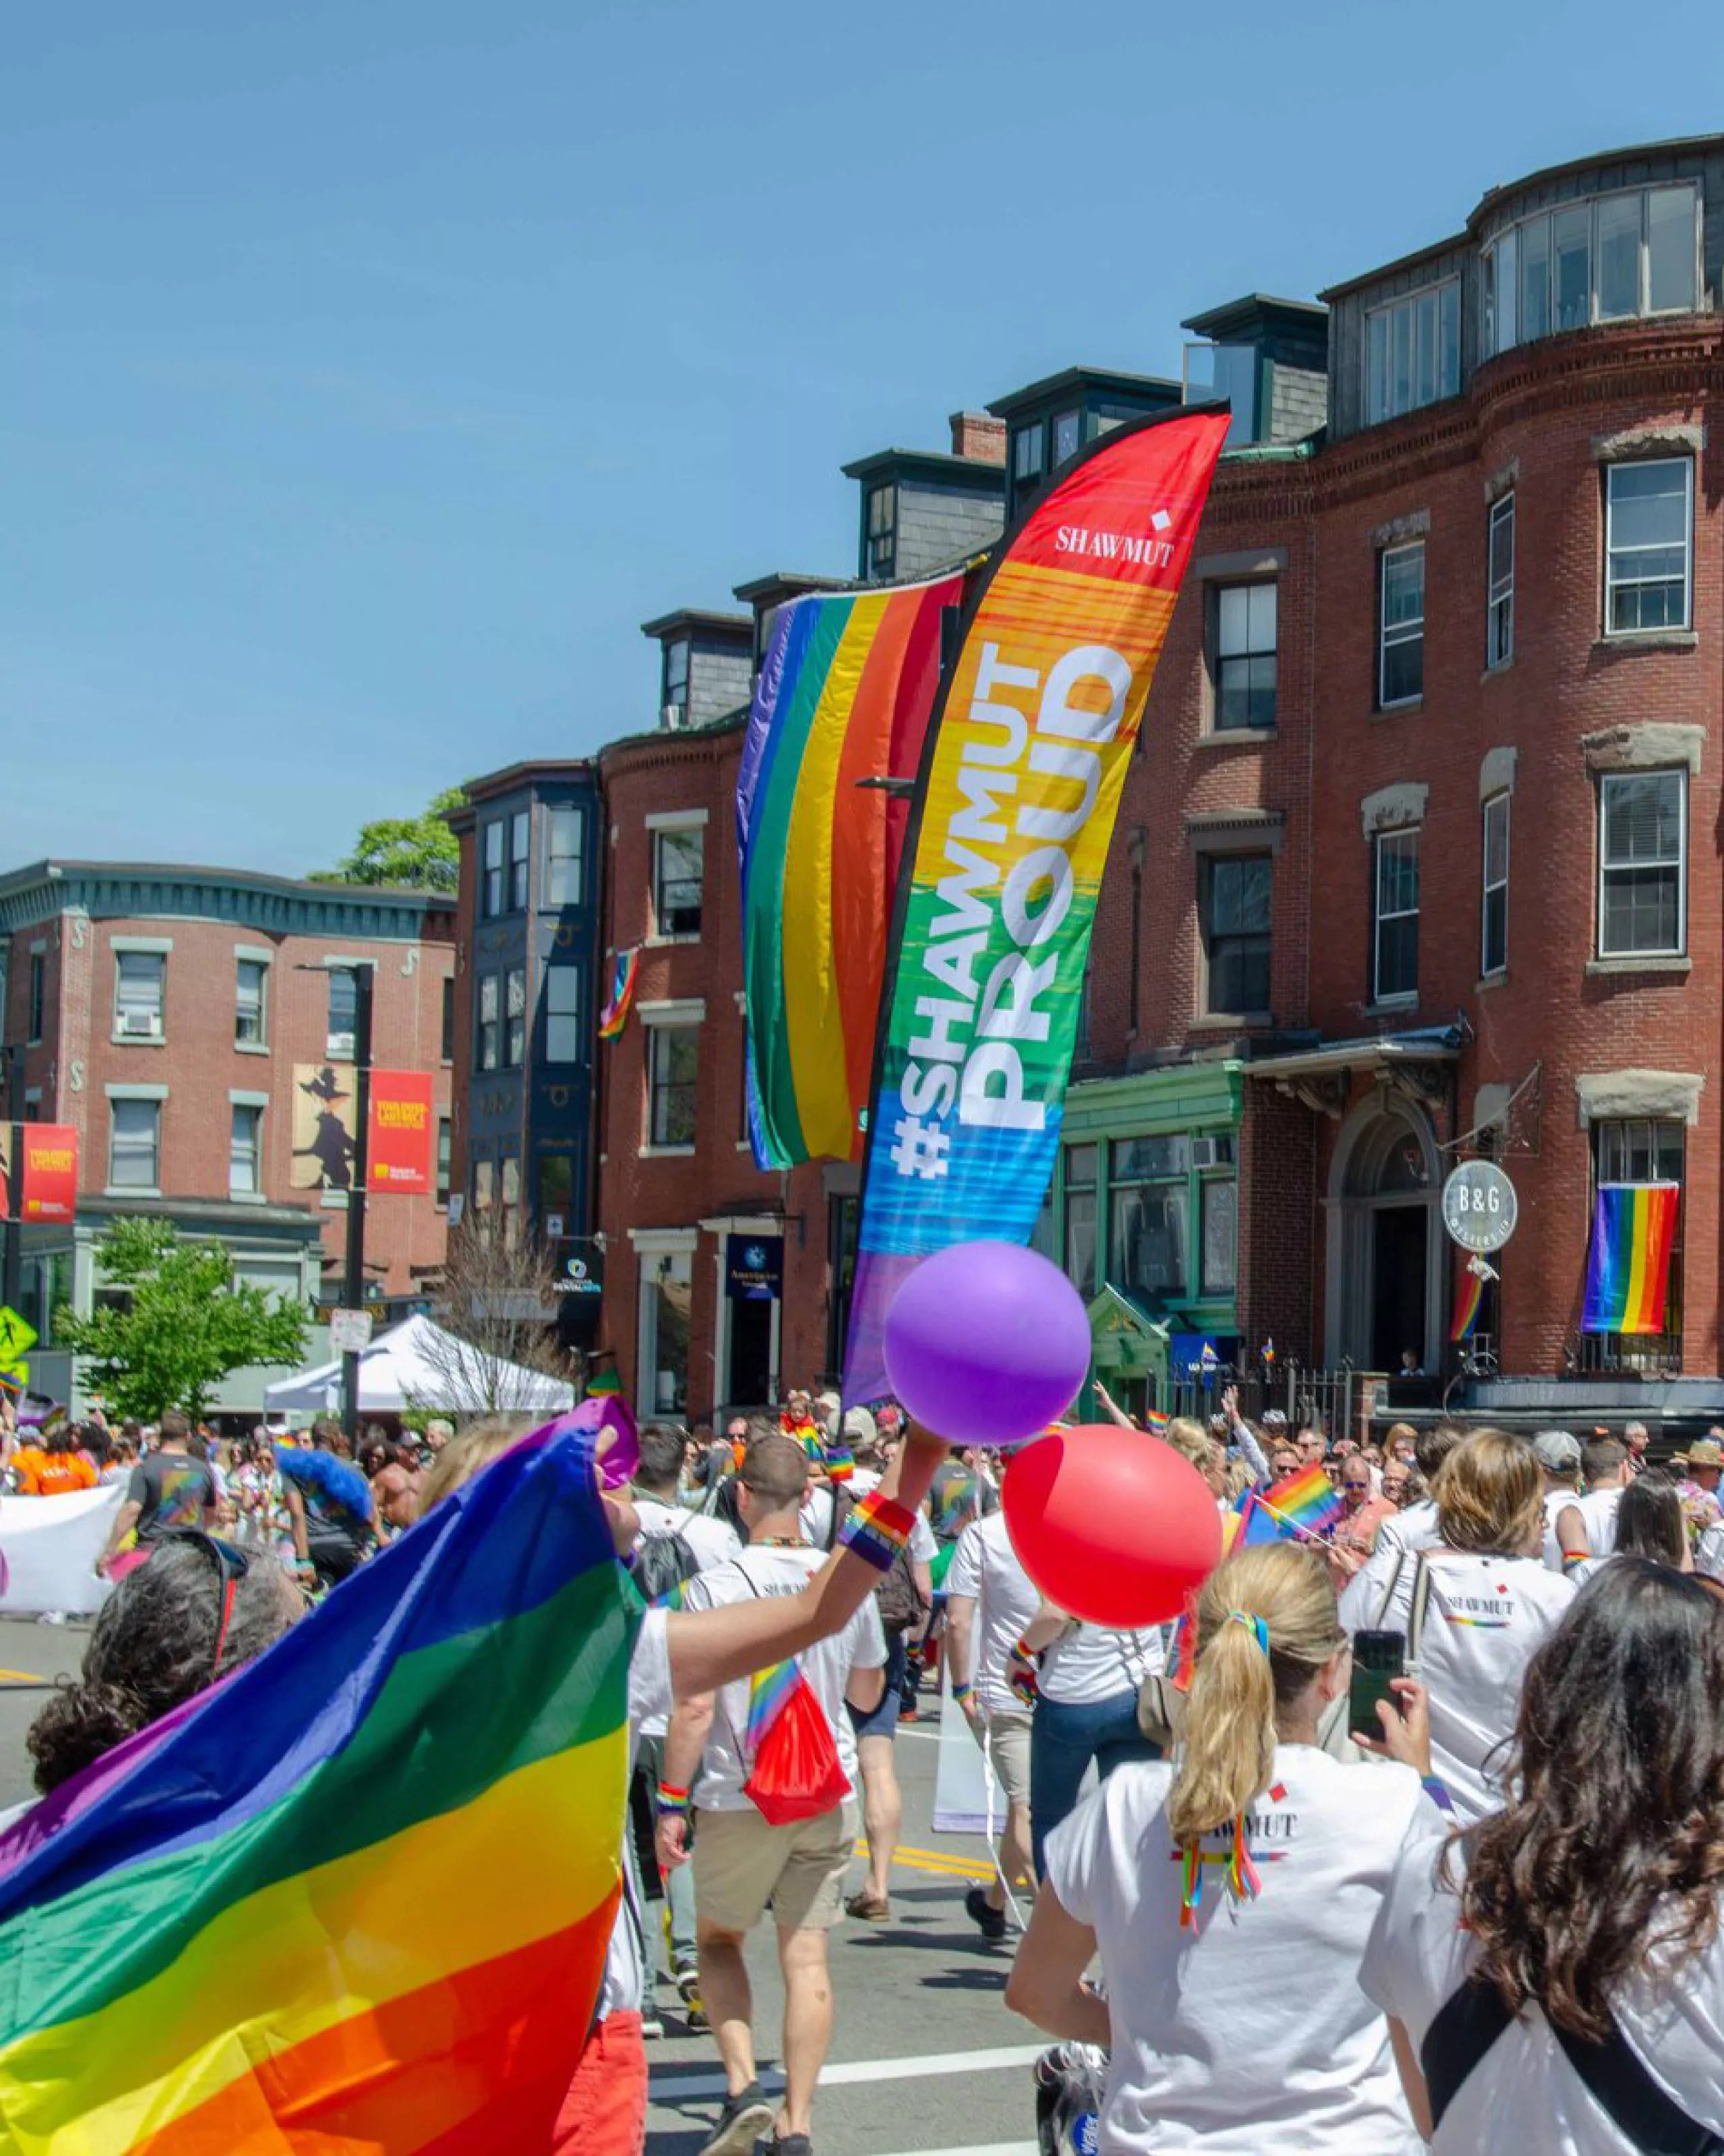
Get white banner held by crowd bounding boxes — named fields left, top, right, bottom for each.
left=0, top=1486, right=121, bottom=1616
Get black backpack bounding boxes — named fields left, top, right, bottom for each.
left=825, top=1486, right=927, bottom=1635
left=634, top=1527, right=701, bottom=1605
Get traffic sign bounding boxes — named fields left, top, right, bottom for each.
left=0, top=1305, right=38, bottom=1373
left=1441, top=1161, right=1518, bottom=1253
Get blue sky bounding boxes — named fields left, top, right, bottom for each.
left=6, top=1, right=1721, bottom=876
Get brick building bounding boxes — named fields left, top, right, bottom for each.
left=0, top=859, right=455, bottom=1412
left=467, top=132, right=1724, bottom=1425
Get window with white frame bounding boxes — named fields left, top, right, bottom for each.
left=326, top=967, right=358, bottom=1059
left=114, top=952, right=165, bottom=1039
left=1598, top=769, right=1686, bottom=958
left=648, top=1024, right=699, bottom=1147
left=1482, top=793, right=1510, bottom=977
left=109, top=1098, right=160, bottom=1191
left=1213, top=581, right=1278, bottom=729
left=545, top=965, right=581, bottom=1064
left=865, top=485, right=896, bottom=580
left=477, top=973, right=500, bottom=1072
left=1484, top=184, right=1699, bottom=356
left=1487, top=493, right=1515, bottom=667
left=653, top=826, right=704, bottom=938
left=545, top=807, right=585, bottom=909
left=1373, top=828, right=1420, bottom=1001
left=508, top=810, right=530, bottom=911
left=1379, top=544, right=1425, bottom=707
left=482, top=820, right=504, bottom=917
left=235, top=958, right=267, bottom=1046
left=1364, top=281, right=1460, bottom=424
left=504, top=965, right=527, bottom=1068
left=1605, top=460, right=1692, bottom=633
left=230, top=1104, right=263, bottom=1196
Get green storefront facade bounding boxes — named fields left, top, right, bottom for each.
left=1033, top=1060, right=1245, bottom=1417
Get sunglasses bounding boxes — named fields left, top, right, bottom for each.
left=158, top=1528, right=250, bottom=1673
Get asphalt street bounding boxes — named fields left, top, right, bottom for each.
left=0, top=1621, right=1045, bottom=2155
left=644, top=1713, right=1041, bottom=2156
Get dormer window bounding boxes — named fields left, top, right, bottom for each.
left=1364, top=281, right=1460, bottom=425
left=866, top=485, right=896, bottom=581
left=1052, top=409, right=1080, bottom=468
left=1012, top=422, right=1046, bottom=483
left=1484, top=183, right=1698, bottom=358
left=662, top=639, right=689, bottom=727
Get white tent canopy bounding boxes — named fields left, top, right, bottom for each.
left=263, top=1312, right=574, bottom=1418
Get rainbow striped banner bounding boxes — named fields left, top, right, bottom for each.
left=0, top=1425, right=636, bottom=2149
left=738, top=573, right=965, bottom=1170
left=843, top=410, right=1228, bottom=1404
left=1451, top=1267, right=1486, bottom=1343
left=598, top=947, right=640, bottom=1041
left=1583, top=1182, right=1680, bottom=1335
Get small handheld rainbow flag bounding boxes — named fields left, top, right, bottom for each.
left=1251, top=1463, right=1344, bottom=1542
left=1584, top=1183, right=1680, bottom=1335
left=598, top=948, right=640, bottom=1041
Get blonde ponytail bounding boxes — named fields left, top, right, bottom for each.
left=1166, top=1544, right=1344, bottom=1850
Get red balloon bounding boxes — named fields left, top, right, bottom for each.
left=1003, top=1425, right=1223, bottom=1628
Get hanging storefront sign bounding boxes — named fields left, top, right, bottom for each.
left=726, top=1235, right=785, bottom=1302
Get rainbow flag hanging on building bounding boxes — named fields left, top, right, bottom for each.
left=737, top=572, right=966, bottom=1170
left=1583, top=1182, right=1680, bottom=1335
left=0, top=1424, right=637, bottom=2150
left=1451, top=1255, right=1497, bottom=1343
left=599, top=947, right=640, bottom=1041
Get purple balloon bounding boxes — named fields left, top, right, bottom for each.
left=882, top=1241, right=1090, bottom=1447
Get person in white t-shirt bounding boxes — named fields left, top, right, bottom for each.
left=1531, top=1429, right=1584, bottom=1571
left=1552, top=1434, right=1630, bottom=1574
left=1353, top=1429, right=1572, bottom=1825
left=1363, top=1559, right=1724, bottom=2151
left=1371, top=1424, right=1464, bottom=1563
left=659, top=1433, right=888, bottom=2156
left=1569, top=1469, right=1691, bottom=1584
left=628, top=1424, right=744, bottom=2027
left=946, top=1505, right=1042, bottom=1939
left=1008, top=1542, right=1440, bottom=2152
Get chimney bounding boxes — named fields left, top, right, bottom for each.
left=948, top=410, right=1007, bottom=465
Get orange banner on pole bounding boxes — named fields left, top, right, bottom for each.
left=0, top=1124, right=79, bottom=1223
left=366, top=1072, right=435, bottom=1195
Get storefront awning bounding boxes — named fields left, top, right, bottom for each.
left=1244, top=1025, right=1463, bottom=1118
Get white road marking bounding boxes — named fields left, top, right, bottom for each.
left=649, top=2041, right=1044, bottom=2105
left=877, top=2145, right=1037, bottom=2156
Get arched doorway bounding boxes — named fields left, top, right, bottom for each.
left=1325, top=1093, right=1443, bottom=1372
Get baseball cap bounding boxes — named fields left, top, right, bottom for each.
left=1531, top=1430, right=1582, bottom=1472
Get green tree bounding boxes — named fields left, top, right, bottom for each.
left=57, top=1218, right=308, bottom=1422
left=308, top=785, right=465, bottom=893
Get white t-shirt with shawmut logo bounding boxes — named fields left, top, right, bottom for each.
left=945, top=1511, right=1040, bottom=1720
left=1364, top=1549, right=1573, bottom=1824
left=1045, top=1744, right=1437, bottom=2151
left=679, top=1545, right=886, bottom=1812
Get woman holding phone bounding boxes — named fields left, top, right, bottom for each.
left=1342, top=1428, right=1572, bottom=1826
left=1363, top=1561, right=1724, bottom=2151
left=1007, top=1543, right=1445, bottom=2151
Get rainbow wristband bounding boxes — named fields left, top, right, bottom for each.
left=952, top=1678, right=975, bottom=1703
left=838, top=1491, right=916, bottom=1574
left=655, top=1781, right=691, bottom=1816
left=1421, top=1775, right=1457, bottom=1819
left=1560, top=1548, right=1588, bottom=1574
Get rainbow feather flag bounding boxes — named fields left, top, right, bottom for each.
left=0, top=1424, right=637, bottom=2149
left=1584, top=1182, right=1680, bottom=1334
left=737, top=572, right=965, bottom=1170
left=598, top=947, right=640, bottom=1041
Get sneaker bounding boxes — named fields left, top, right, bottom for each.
left=755, top=2136, right=812, bottom=2156
left=641, top=2003, right=666, bottom=2040
left=686, top=2002, right=710, bottom=2033
left=675, top=1963, right=702, bottom=2003
left=966, top=1884, right=1007, bottom=1942
left=698, top=2083, right=776, bottom=2156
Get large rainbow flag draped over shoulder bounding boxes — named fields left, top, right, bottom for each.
left=1583, top=1181, right=1680, bottom=1335
left=737, top=573, right=965, bottom=1169
left=842, top=410, right=1229, bottom=1404
left=0, top=1427, right=637, bottom=2151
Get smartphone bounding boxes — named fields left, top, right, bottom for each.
left=1348, top=1629, right=1406, bottom=1741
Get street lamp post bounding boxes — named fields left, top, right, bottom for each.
left=341, top=967, right=375, bottom=1441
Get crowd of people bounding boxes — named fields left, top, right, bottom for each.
left=8, top=1377, right=1724, bottom=2152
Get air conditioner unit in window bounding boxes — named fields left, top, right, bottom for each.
left=121, top=1010, right=162, bottom=1039
left=1192, top=1136, right=1221, bottom=1168
left=661, top=703, right=686, bottom=731
left=327, top=1033, right=355, bottom=1061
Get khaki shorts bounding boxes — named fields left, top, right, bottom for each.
left=692, top=1799, right=860, bottom=1935
left=974, top=1709, right=1033, bottom=1807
